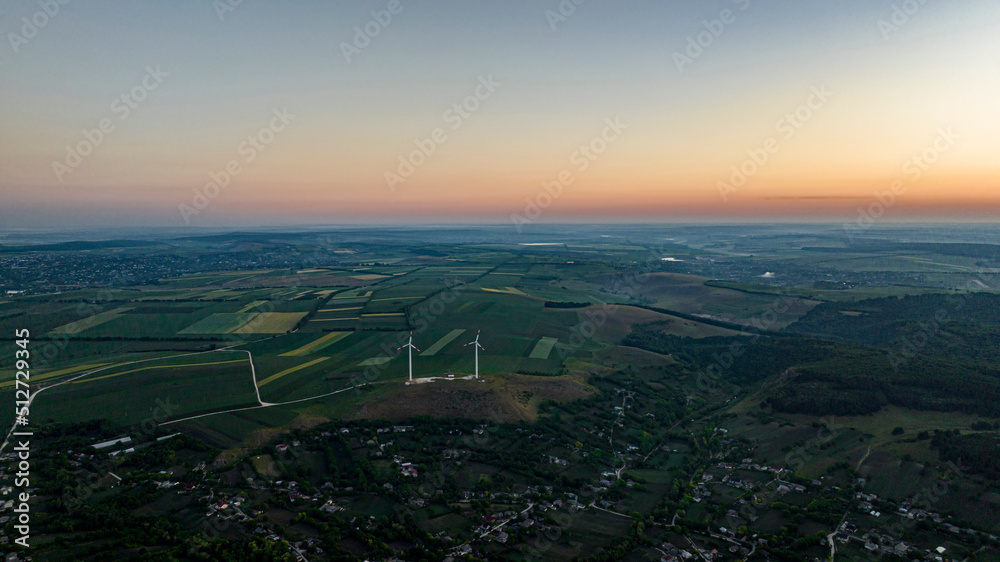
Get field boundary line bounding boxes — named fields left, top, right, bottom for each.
left=161, top=381, right=383, bottom=426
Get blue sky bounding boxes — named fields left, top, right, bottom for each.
left=1, top=0, right=998, bottom=227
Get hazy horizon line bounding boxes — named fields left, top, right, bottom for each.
left=3, top=219, right=999, bottom=236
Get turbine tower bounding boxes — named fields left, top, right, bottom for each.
left=397, top=331, right=420, bottom=382
left=464, top=330, right=485, bottom=379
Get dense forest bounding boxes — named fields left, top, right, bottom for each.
left=623, top=323, right=1000, bottom=417
left=931, top=430, right=1000, bottom=480
left=543, top=301, right=591, bottom=308
left=786, top=293, right=1000, bottom=364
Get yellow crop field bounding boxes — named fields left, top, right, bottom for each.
left=50, top=307, right=133, bottom=334
left=237, top=300, right=267, bottom=313
left=482, top=287, right=525, bottom=296
left=256, top=356, right=330, bottom=387
left=232, top=312, right=308, bottom=334
left=281, top=332, right=352, bottom=356
left=0, top=362, right=110, bottom=389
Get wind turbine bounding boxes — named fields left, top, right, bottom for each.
left=464, top=330, right=485, bottom=379
left=397, top=332, right=420, bottom=382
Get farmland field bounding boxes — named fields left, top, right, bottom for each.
left=256, top=356, right=330, bottom=387
left=421, top=328, right=466, bottom=356
left=31, top=351, right=259, bottom=425
left=179, top=312, right=258, bottom=334
left=4, top=225, right=1000, bottom=562
left=528, top=337, right=558, bottom=359
left=281, top=331, right=352, bottom=356
left=50, top=306, right=134, bottom=334
left=232, top=311, right=308, bottom=334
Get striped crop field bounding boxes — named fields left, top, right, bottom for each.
left=257, top=357, right=330, bottom=387
left=232, top=312, right=308, bottom=334
left=237, top=300, right=267, bottom=313
left=50, top=307, right=134, bottom=334
left=482, top=287, right=525, bottom=296
left=421, top=329, right=467, bottom=356
left=179, top=313, right=258, bottom=334
left=281, top=332, right=352, bottom=357
left=358, top=357, right=392, bottom=366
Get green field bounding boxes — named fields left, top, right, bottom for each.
left=50, top=306, right=134, bottom=334
left=257, top=356, right=330, bottom=387
left=232, top=311, right=308, bottom=334
left=281, top=331, right=352, bottom=356
left=420, top=328, right=466, bottom=356
left=31, top=351, right=259, bottom=425
left=179, top=312, right=258, bottom=334
left=528, top=337, right=558, bottom=359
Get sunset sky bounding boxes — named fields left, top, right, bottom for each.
left=1, top=0, right=998, bottom=228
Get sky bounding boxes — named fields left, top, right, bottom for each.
left=1, top=0, right=998, bottom=228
